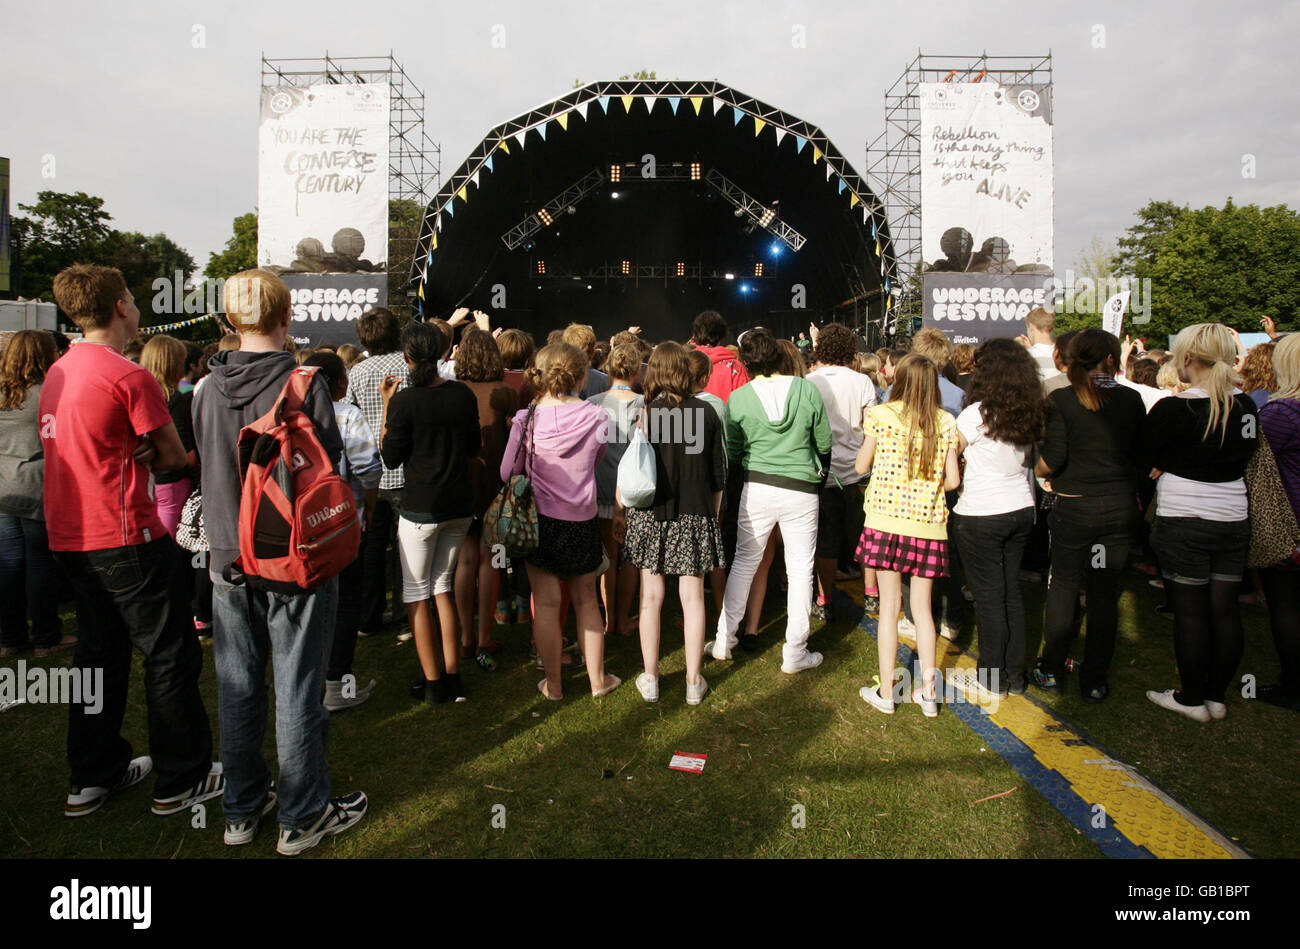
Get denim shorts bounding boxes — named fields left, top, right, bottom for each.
left=1151, top=515, right=1251, bottom=585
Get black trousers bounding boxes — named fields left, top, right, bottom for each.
left=1039, top=493, right=1140, bottom=691
left=359, top=491, right=404, bottom=632
left=329, top=554, right=363, bottom=680
left=54, top=538, right=213, bottom=798
left=1259, top=559, right=1300, bottom=697
left=952, top=506, right=1035, bottom=691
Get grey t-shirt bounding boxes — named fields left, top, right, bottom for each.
left=585, top=390, right=643, bottom=507
left=0, top=385, right=45, bottom=521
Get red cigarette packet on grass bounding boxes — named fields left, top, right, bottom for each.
left=669, top=752, right=707, bottom=774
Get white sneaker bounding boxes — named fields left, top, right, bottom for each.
left=860, top=685, right=895, bottom=714
left=912, top=688, right=939, bottom=718
left=396, top=629, right=413, bottom=643
left=704, top=638, right=733, bottom=661
left=152, top=762, right=225, bottom=816
left=781, top=651, right=824, bottom=675
left=1146, top=689, right=1211, bottom=723
left=324, top=677, right=377, bottom=712
left=65, top=755, right=153, bottom=818
left=686, top=676, right=709, bottom=706
left=224, top=790, right=278, bottom=846
left=1204, top=700, right=1227, bottom=721
left=938, top=623, right=960, bottom=641
left=635, top=673, right=659, bottom=703
left=277, top=791, right=368, bottom=856
left=895, top=617, right=917, bottom=639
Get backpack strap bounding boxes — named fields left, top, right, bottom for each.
left=273, top=366, right=320, bottom=425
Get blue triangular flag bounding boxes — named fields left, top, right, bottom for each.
left=838, top=179, right=846, bottom=194
left=669, top=96, right=680, bottom=114
left=485, top=155, right=494, bottom=173
left=445, top=202, right=454, bottom=219
left=598, top=96, right=610, bottom=113
left=795, top=136, right=807, bottom=153
left=538, top=123, right=547, bottom=141
left=732, top=107, right=744, bottom=126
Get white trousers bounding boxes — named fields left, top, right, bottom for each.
left=717, top=482, right=819, bottom=666
left=397, top=515, right=473, bottom=601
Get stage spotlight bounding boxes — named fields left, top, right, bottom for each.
left=621, top=260, right=631, bottom=275
left=733, top=208, right=743, bottom=218
left=676, top=262, right=685, bottom=277
left=740, top=284, right=751, bottom=294
left=538, top=209, right=554, bottom=226
left=536, top=260, right=546, bottom=275
left=753, top=262, right=764, bottom=276
left=611, top=191, right=620, bottom=199
left=566, top=206, right=576, bottom=215
left=609, top=164, right=622, bottom=182
left=758, top=208, right=775, bottom=227
left=724, top=272, right=735, bottom=280
left=690, top=161, right=701, bottom=180
left=587, top=284, right=592, bottom=290
left=770, top=241, right=782, bottom=256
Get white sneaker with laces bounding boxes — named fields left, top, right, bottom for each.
left=635, top=673, right=659, bottom=703
left=686, top=676, right=709, bottom=706
left=1146, top=689, right=1211, bottom=722
left=860, top=685, right=895, bottom=714
left=224, top=790, right=278, bottom=846
left=277, top=791, right=368, bottom=856
left=781, top=651, right=824, bottom=675
left=912, top=688, right=939, bottom=718
left=704, top=638, right=733, bottom=661
left=65, top=755, right=153, bottom=818
left=152, top=762, right=225, bottom=816
left=895, top=617, right=917, bottom=639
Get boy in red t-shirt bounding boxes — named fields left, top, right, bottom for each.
left=42, top=264, right=222, bottom=819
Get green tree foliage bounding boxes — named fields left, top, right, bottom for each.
left=102, top=230, right=196, bottom=327
left=1112, top=199, right=1300, bottom=340
left=205, top=211, right=258, bottom=279
left=11, top=191, right=113, bottom=300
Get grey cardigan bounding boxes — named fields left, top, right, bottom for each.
left=0, top=385, right=45, bottom=521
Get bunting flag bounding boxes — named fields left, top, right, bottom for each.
left=431, top=233, right=438, bottom=251
left=457, top=185, right=467, bottom=203
left=598, top=95, right=610, bottom=113
left=826, top=164, right=834, bottom=181
left=537, top=122, right=547, bottom=141
left=837, top=177, right=846, bottom=193
left=498, top=140, right=510, bottom=156
left=795, top=136, right=807, bottom=153
left=513, top=129, right=527, bottom=150
left=470, top=170, right=480, bottom=187
left=425, top=251, right=432, bottom=267
left=753, top=118, right=766, bottom=136
left=485, top=155, right=494, bottom=173
left=732, top=106, right=744, bottom=126
left=850, top=193, right=860, bottom=208
left=875, top=238, right=882, bottom=258
left=445, top=202, right=455, bottom=219
left=556, top=111, right=569, bottom=131
left=620, top=95, right=634, bottom=113
left=644, top=95, right=657, bottom=113
left=141, top=312, right=219, bottom=335
left=418, top=282, right=425, bottom=300
left=577, top=101, right=590, bottom=120
left=774, top=127, right=787, bottom=145
left=669, top=96, right=681, bottom=115
left=690, top=96, right=703, bottom=115
left=712, top=95, right=726, bottom=116
left=812, top=146, right=823, bottom=163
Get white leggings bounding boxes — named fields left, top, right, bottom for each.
left=397, top=515, right=473, bottom=601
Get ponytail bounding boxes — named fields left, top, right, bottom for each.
left=402, top=322, right=445, bottom=387
left=1171, top=323, right=1240, bottom=445
left=1067, top=329, right=1120, bottom=412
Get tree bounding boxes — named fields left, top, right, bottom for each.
left=574, top=69, right=658, bottom=87
left=11, top=191, right=113, bottom=300
left=1053, top=236, right=1118, bottom=334
left=1113, top=200, right=1186, bottom=277
left=205, top=211, right=258, bottom=279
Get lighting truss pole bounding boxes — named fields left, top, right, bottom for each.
left=703, top=169, right=806, bottom=252
left=866, top=51, right=1051, bottom=338
left=501, top=169, right=607, bottom=250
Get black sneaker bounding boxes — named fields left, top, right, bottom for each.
left=410, top=677, right=428, bottom=700
left=426, top=678, right=450, bottom=704
left=277, top=791, right=368, bottom=856
left=224, top=788, right=278, bottom=846
left=65, top=755, right=153, bottom=818
left=152, top=763, right=225, bottom=816
left=443, top=672, right=467, bottom=703
left=863, top=594, right=880, bottom=615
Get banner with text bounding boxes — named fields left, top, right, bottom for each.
left=257, top=83, right=390, bottom=276
left=281, top=274, right=387, bottom=349
left=922, top=273, right=1053, bottom=346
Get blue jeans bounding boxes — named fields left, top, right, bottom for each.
left=211, top=576, right=336, bottom=829
left=0, top=514, right=64, bottom=648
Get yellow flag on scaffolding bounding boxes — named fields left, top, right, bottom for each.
left=754, top=118, right=765, bottom=136
left=812, top=146, right=822, bottom=163
left=850, top=193, right=860, bottom=208
left=458, top=186, right=467, bottom=203
left=499, top=140, right=510, bottom=155
left=556, top=112, right=569, bottom=131
left=691, top=96, right=703, bottom=115
left=621, top=95, right=634, bottom=113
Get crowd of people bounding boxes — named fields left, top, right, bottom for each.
left=2, top=262, right=1298, bottom=854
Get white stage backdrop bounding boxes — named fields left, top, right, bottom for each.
left=257, top=83, right=390, bottom=274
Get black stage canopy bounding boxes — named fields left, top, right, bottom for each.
left=413, top=80, right=897, bottom=343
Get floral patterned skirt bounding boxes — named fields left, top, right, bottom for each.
left=623, top=508, right=726, bottom=577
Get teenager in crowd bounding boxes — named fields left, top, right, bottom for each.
left=500, top=343, right=619, bottom=700
left=493, top=328, right=536, bottom=624
left=856, top=354, right=961, bottom=717
left=140, top=335, right=198, bottom=539
left=588, top=342, right=644, bottom=638
left=197, top=268, right=364, bottom=853
left=453, top=327, right=519, bottom=669
left=336, top=343, right=365, bottom=370
left=808, top=323, right=877, bottom=624
left=1020, top=306, right=1059, bottom=384
left=621, top=342, right=726, bottom=705
left=709, top=328, right=831, bottom=674
left=380, top=323, right=480, bottom=704
left=0, top=330, right=74, bottom=658
left=1240, top=342, right=1277, bottom=411
left=1142, top=324, right=1258, bottom=722
left=688, top=349, right=729, bottom=620
left=303, top=351, right=381, bottom=712
left=1258, top=334, right=1300, bottom=710
left=950, top=339, right=1045, bottom=695
left=561, top=323, right=610, bottom=398
left=691, top=310, right=749, bottom=402
left=951, top=343, right=976, bottom=391
left=48, top=265, right=220, bottom=823
left=1032, top=329, right=1145, bottom=704
left=178, top=342, right=203, bottom=394
left=347, top=308, right=408, bottom=638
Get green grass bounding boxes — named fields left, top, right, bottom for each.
left=1, top=569, right=1295, bottom=859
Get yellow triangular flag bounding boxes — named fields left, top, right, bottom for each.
left=850, top=193, right=860, bottom=208
left=418, top=283, right=425, bottom=300
left=431, top=233, right=437, bottom=251
left=458, top=186, right=467, bottom=203
left=621, top=95, right=634, bottom=113
left=812, top=146, right=822, bottom=163
left=556, top=112, right=568, bottom=131
left=875, top=239, right=882, bottom=257
left=754, top=118, right=766, bottom=136
left=499, top=140, right=510, bottom=155
left=690, top=96, right=703, bottom=115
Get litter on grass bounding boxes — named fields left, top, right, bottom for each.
left=669, top=752, right=707, bottom=774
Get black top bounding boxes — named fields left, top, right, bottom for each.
left=1040, top=383, right=1145, bottom=496
left=1141, top=392, right=1258, bottom=482
left=381, top=380, right=481, bottom=521
left=643, top=396, right=726, bottom=522
left=156, top=389, right=198, bottom=486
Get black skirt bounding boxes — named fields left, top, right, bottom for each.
left=527, top=512, right=603, bottom=578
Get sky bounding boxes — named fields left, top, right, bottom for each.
left=5, top=0, right=1298, bottom=284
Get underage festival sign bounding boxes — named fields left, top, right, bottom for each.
left=918, top=82, right=1055, bottom=345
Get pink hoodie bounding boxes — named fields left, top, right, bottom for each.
left=696, top=345, right=750, bottom=403
left=500, top=401, right=608, bottom=521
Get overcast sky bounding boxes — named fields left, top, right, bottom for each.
left=5, top=0, right=1297, bottom=284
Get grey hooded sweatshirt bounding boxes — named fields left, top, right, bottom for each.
left=193, top=350, right=342, bottom=579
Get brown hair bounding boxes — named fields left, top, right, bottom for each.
left=223, top=269, right=291, bottom=336
left=455, top=327, right=504, bottom=382
left=561, top=323, right=597, bottom=355
left=1240, top=342, right=1277, bottom=395
left=497, top=329, right=536, bottom=371
left=336, top=342, right=365, bottom=368
left=1067, top=329, right=1121, bottom=412
left=911, top=328, right=953, bottom=371
left=140, top=335, right=188, bottom=401
left=889, top=353, right=943, bottom=479
left=0, top=330, right=58, bottom=410
left=644, top=341, right=693, bottom=406
left=777, top=339, right=807, bottom=377
left=527, top=342, right=587, bottom=398
left=51, top=264, right=129, bottom=331
left=687, top=348, right=712, bottom=391
left=951, top=343, right=976, bottom=375
left=1026, top=307, right=1055, bottom=335
left=355, top=307, right=401, bottom=354
left=605, top=342, right=642, bottom=382
left=812, top=322, right=858, bottom=367
left=429, top=318, right=454, bottom=359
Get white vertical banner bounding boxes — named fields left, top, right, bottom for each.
left=1101, top=290, right=1130, bottom=338
left=257, top=83, right=390, bottom=273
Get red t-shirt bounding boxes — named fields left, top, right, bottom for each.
left=39, top=342, right=172, bottom=552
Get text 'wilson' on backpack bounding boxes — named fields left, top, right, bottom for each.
left=225, top=366, right=360, bottom=593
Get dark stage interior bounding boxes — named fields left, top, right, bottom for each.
left=414, top=82, right=893, bottom=344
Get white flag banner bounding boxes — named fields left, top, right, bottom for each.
left=257, top=83, right=390, bottom=273
left=1102, top=290, right=1131, bottom=338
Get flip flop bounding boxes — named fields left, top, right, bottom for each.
left=592, top=674, right=622, bottom=697
left=537, top=679, right=562, bottom=701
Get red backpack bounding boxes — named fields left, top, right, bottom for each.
left=226, top=366, right=360, bottom=594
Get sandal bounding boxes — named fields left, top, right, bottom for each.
left=537, top=679, right=562, bottom=701
left=592, top=674, right=621, bottom=697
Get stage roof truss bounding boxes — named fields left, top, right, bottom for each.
left=500, top=168, right=607, bottom=251
left=704, top=169, right=805, bottom=252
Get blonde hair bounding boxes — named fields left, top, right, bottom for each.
left=561, top=323, right=597, bottom=355
left=336, top=343, right=364, bottom=368
left=777, top=339, right=806, bottom=377
left=217, top=333, right=241, bottom=351
left=890, top=353, right=943, bottom=479
left=140, top=335, right=188, bottom=400
left=855, top=352, right=885, bottom=390
left=604, top=342, right=642, bottom=382
left=223, top=269, right=291, bottom=335
left=1272, top=334, right=1300, bottom=401
left=1171, top=323, right=1240, bottom=444
left=911, top=328, right=954, bottom=370
left=527, top=342, right=587, bottom=398
left=1157, top=360, right=1188, bottom=393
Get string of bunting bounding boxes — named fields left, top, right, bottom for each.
left=140, top=312, right=220, bottom=335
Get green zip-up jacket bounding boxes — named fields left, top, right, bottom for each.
left=725, top=375, right=832, bottom=494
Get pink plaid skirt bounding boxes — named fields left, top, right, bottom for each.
left=855, top=528, right=949, bottom=579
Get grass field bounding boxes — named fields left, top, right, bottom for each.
left=1, top=567, right=1296, bottom=859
